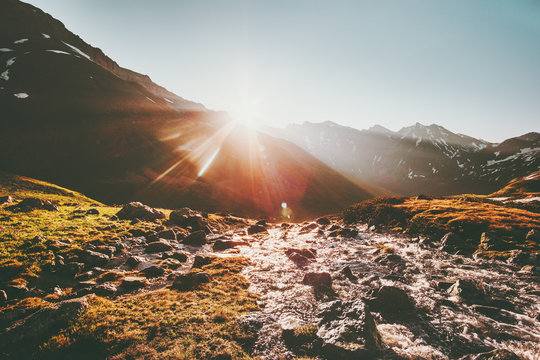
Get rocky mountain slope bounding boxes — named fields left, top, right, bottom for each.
left=0, top=173, right=538, bottom=359
left=264, top=121, right=540, bottom=196
left=0, top=0, right=373, bottom=220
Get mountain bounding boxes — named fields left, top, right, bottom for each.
left=0, top=0, right=373, bottom=219
left=264, top=121, right=540, bottom=195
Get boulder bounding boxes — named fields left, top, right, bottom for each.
left=167, top=251, right=189, bottom=262
left=302, top=272, right=333, bottom=291
left=255, top=219, right=267, bottom=227
left=316, top=217, right=331, bottom=225
left=171, top=272, right=211, bottom=291
left=7, top=198, right=58, bottom=212
left=170, top=212, right=208, bottom=231
left=0, top=297, right=88, bottom=347
left=317, top=300, right=382, bottom=359
left=81, top=250, right=110, bottom=267
left=115, top=202, right=165, bottom=222
left=370, top=286, right=415, bottom=316
left=458, top=349, right=520, bottom=360
left=145, top=240, right=173, bottom=253
left=247, top=224, right=267, bottom=235
left=155, top=229, right=177, bottom=241
left=141, top=265, right=165, bottom=278
left=183, top=230, right=207, bottom=246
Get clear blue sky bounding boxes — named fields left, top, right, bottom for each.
left=25, top=0, right=540, bottom=142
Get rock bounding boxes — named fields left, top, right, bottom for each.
left=7, top=197, right=58, bottom=212
left=340, top=228, right=359, bottom=238
left=183, top=230, right=207, bottom=246
left=0, top=297, right=88, bottom=347
left=478, top=232, right=510, bottom=251
left=170, top=211, right=208, bottom=231
left=95, top=246, right=116, bottom=257
left=0, top=289, right=7, bottom=303
left=370, top=286, right=415, bottom=316
left=192, top=255, right=214, bottom=268
left=285, top=248, right=316, bottom=267
left=169, top=207, right=195, bottom=223
left=161, top=258, right=182, bottom=270
left=115, top=202, right=165, bottom=222
left=145, top=239, right=173, bottom=253
left=171, top=272, right=211, bottom=291
left=120, top=276, right=148, bottom=290
left=255, top=219, right=267, bottom=227
left=316, top=217, right=331, bottom=225
left=247, top=224, right=267, bottom=235
left=125, top=255, right=146, bottom=268
left=340, top=266, right=358, bottom=282
left=317, top=300, right=382, bottom=359
left=300, top=223, right=318, bottom=233
left=471, top=305, right=517, bottom=324
left=166, top=251, right=189, bottom=262
left=448, top=279, right=488, bottom=304
left=156, top=229, right=177, bottom=241
left=303, top=272, right=333, bottom=291
left=86, top=208, right=99, bottom=215
left=141, top=265, right=165, bottom=278
left=58, top=262, right=85, bottom=277
left=81, top=250, right=110, bottom=267
left=0, top=195, right=14, bottom=205
left=458, top=349, right=520, bottom=360
left=525, top=229, right=540, bottom=242
left=212, top=239, right=248, bottom=251
left=440, top=232, right=462, bottom=251
left=329, top=224, right=340, bottom=231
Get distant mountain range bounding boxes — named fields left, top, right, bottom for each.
left=264, top=121, right=540, bottom=195
left=0, top=0, right=372, bottom=219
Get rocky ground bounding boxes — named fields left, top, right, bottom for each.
left=0, top=174, right=539, bottom=359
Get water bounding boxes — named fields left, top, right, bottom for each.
left=220, top=223, right=540, bottom=360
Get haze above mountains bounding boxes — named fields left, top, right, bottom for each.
left=1, top=0, right=539, bottom=219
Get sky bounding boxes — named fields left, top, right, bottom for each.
left=25, top=0, right=540, bottom=142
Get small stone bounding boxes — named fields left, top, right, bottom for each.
left=171, top=272, right=211, bottom=291
left=183, top=230, right=207, bottom=246
left=316, top=217, right=331, bottom=225
left=86, top=208, right=99, bottom=215
left=212, top=239, right=248, bottom=251
left=340, top=266, right=358, bottom=282
left=0, top=195, right=14, bottom=205
left=247, top=224, right=267, bottom=235
left=303, top=272, right=333, bottom=290
left=141, top=265, right=165, bottom=278
left=120, top=276, right=148, bottom=290
left=145, top=240, right=173, bottom=253
left=126, top=255, right=146, bottom=268
left=0, top=289, right=7, bottom=303
left=192, top=255, right=214, bottom=268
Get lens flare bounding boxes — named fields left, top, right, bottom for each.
left=198, top=147, right=221, bottom=177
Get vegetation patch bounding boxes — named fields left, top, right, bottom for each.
left=36, top=257, right=258, bottom=360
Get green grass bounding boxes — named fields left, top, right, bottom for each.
left=0, top=172, right=258, bottom=359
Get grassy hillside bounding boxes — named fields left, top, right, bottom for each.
left=0, top=173, right=257, bottom=359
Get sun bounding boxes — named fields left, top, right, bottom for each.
left=229, top=93, right=262, bottom=128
